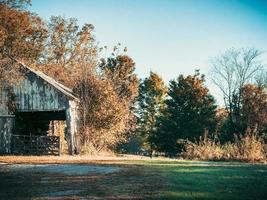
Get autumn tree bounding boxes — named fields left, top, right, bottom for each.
left=100, top=52, right=139, bottom=136
left=39, top=17, right=138, bottom=153
left=137, top=71, right=167, bottom=156
left=0, top=0, right=47, bottom=85
left=211, top=48, right=263, bottom=134
left=39, top=16, right=97, bottom=87
left=74, top=75, right=132, bottom=153
left=152, top=70, right=217, bottom=156
left=239, top=84, right=267, bottom=133
left=100, top=52, right=139, bottom=104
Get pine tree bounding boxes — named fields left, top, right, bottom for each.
left=138, top=71, right=167, bottom=156
left=153, top=70, right=217, bottom=156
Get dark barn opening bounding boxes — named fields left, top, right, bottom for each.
left=11, top=111, right=67, bottom=155
left=15, top=111, right=66, bottom=136
left=12, top=111, right=67, bottom=155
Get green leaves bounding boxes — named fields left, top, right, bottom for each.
left=152, top=71, right=217, bottom=156
left=137, top=72, right=167, bottom=154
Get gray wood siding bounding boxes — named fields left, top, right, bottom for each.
left=0, top=63, right=79, bottom=155
left=13, top=71, right=69, bottom=112
left=0, top=87, right=9, bottom=115
left=0, top=116, right=14, bottom=154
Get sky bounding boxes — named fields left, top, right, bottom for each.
left=30, top=0, right=267, bottom=105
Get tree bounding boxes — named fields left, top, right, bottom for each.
left=137, top=71, right=167, bottom=156
left=239, top=84, right=267, bottom=133
left=74, top=75, right=132, bottom=153
left=35, top=17, right=138, bottom=154
left=255, top=69, right=267, bottom=88
left=100, top=52, right=139, bottom=140
left=0, top=1, right=47, bottom=85
left=100, top=53, right=139, bottom=103
left=68, top=43, right=138, bottom=153
left=152, top=70, right=217, bottom=156
left=38, top=16, right=97, bottom=88
left=211, top=48, right=263, bottom=134
left=0, top=0, right=31, bottom=9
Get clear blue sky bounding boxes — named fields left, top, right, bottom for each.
left=30, top=0, right=267, bottom=104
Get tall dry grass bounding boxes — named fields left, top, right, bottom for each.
left=182, top=131, right=266, bottom=162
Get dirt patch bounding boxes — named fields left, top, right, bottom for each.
left=0, top=155, right=150, bottom=165
left=0, top=163, right=124, bottom=199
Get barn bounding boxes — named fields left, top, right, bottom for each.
left=0, top=60, right=79, bottom=155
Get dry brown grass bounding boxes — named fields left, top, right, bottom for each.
left=182, top=133, right=224, bottom=160
left=182, top=131, right=266, bottom=162
left=223, top=132, right=266, bottom=162
left=0, top=154, right=150, bottom=165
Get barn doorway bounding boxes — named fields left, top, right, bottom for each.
left=12, top=111, right=68, bottom=155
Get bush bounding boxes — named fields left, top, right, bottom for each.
left=182, top=131, right=266, bottom=162
left=233, top=132, right=265, bottom=162
left=182, top=131, right=223, bottom=160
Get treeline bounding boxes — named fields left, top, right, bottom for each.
left=127, top=48, right=267, bottom=160
left=129, top=48, right=267, bottom=159
left=1, top=0, right=267, bottom=159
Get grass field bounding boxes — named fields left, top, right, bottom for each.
left=0, top=156, right=267, bottom=200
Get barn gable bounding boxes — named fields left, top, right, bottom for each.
left=1, top=62, right=77, bottom=113
left=17, top=69, right=70, bottom=111
left=0, top=61, right=79, bottom=155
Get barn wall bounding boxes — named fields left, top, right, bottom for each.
left=66, top=100, right=80, bottom=154
left=0, top=86, right=15, bottom=154
left=0, top=66, right=79, bottom=155
left=13, top=71, right=69, bottom=112
left=0, top=86, right=9, bottom=115
left=0, top=116, right=14, bottom=154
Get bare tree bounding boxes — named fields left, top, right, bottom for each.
left=255, top=69, right=267, bottom=88
left=211, top=48, right=264, bottom=133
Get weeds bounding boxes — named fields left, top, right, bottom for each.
left=182, top=131, right=266, bottom=162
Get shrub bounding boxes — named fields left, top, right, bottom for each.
left=182, top=131, right=266, bottom=162
left=182, top=131, right=223, bottom=160
left=234, top=132, right=265, bottom=162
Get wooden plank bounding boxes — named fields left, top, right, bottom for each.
left=12, top=71, right=69, bottom=112
left=0, top=116, right=15, bottom=154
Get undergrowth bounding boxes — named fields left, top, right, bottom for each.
left=182, top=131, right=266, bottom=162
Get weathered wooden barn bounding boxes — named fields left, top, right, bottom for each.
left=0, top=60, right=79, bottom=155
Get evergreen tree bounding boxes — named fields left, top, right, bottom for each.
left=138, top=71, right=167, bottom=156
left=152, top=70, right=217, bottom=156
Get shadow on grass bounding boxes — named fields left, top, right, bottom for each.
left=0, top=161, right=267, bottom=200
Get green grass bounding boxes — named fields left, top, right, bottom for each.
left=151, top=161, right=267, bottom=200
left=0, top=158, right=267, bottom=199
left=97, top=160, right=267, bottom=200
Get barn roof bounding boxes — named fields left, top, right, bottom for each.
left=14, top=60, right=78, bottom=101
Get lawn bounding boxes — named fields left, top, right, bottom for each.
left=0, top=156, right=267, bottom=200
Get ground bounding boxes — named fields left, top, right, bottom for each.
left=0, top=155, right=267, bottom=200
